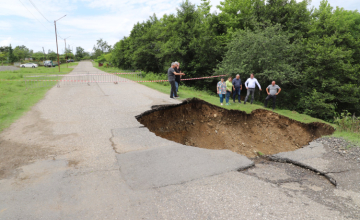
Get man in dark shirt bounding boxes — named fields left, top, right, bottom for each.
left=232, top=74, right=242, bottom=103
left=168, top=62, right=185, bottom=99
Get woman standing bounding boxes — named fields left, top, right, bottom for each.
left=225, top=76, right=233, bottom=106
left=217, top=77, right=226, bottom=106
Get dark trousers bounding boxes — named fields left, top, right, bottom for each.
left=233, top=88, right=241, bottom=102
left=264, top=95, right=276, bottom=109
left=169, top=81, right=177, bottom=98
left=244, top=88, right=255, bottom=104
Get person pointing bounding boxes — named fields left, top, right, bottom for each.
left=244, top=73, right=262, bottom=104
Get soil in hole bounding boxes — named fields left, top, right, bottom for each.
left=136, top=98, right=335, bottom=158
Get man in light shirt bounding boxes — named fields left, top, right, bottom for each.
left=244, top=73, right=262, bottom=104
left=264, top=81, right=281, bottom=110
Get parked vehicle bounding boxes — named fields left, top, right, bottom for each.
left=66, top=59, right=74, bottom=63
left=43, top=60, right=58, bottom=67
left=20, top=63, right=38, bottom=68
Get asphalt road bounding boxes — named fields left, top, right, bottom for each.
left=0, top=61, right=358, bottom=219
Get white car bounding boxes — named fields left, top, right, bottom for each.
left=20, top=63, right=38, bottom=68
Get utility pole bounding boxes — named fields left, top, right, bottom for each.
left=54, top=15, right=66, bottom=72
left=42, top=47, right=46, bottom=61
left=63, top=36, right=71, bottom=68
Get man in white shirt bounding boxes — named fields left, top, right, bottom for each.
left=244, top=73, right=262, bottom=104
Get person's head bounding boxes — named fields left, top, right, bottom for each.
left=250, top=73, right=254, bottom=79
left=272, top=81, right=276, bottom=86
left=221, top=77, right=224, bottom=82
left=236, top=74, right=240, bottom=79
left=228, top=76, right=232, bottom=81
left=171, top=62, right=175, bottom=68
left=174, top=61, right=179, bottom=67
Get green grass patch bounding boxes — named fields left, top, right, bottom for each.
left=0, top=63, right=78, bottom=132
left=93, top=62, right=359, bottom=145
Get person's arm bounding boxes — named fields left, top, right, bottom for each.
left=266, top=87, right=270, bottom=95
left=276, top=88, right=282, bottom=95
left=245, top=79, right=249, bottom=89
left=174, top=72, right=185, bottom=75
left=255, top=79, right=262, bottom=91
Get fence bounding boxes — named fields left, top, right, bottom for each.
left=23, top=71, right=142, bottom=89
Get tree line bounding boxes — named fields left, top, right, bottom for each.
left=106, top=0, right=360, bottom=121
left=0, top=45, right=92, bottom=64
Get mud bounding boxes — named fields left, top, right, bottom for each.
left=137, top=98, right=335, bottom=158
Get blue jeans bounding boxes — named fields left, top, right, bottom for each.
left=173, top=81, right=179, bottom=96
left=233, top=88, right=241, bottom=102
left=226, top=91, right=231, bottom=103
left=219, top=94, right=225, bottom=103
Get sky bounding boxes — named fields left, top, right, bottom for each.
left=0, top=0, right=359, bottom=54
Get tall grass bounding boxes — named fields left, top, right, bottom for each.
left=334, top=111, right=360, bottom=133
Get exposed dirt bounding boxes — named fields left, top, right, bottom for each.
left=137, top=98, right=335, bottom=158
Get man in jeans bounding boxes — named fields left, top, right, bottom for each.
left=244, top=73, right=262, bottom=104
left=232, top=74, right=242, bottom=103
left=173, top=62, right=182, bottom=97
left=264, top=81, right=281, bottom=110
left=168, top=62, right=185, bottom=99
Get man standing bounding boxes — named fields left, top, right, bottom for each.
left=168, top=62, right=185, bottom=99
left=264, top=81, right=281, bottom=110
left=174, top=62, right=182, bottom=97
left=232, top=74, right=242, bottom=103
left=244, top=73, right=262, bottom=104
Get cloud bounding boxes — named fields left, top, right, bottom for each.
left=0, top=37, right=12, bottom=46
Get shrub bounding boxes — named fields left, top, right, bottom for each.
left=334, top=111, right=360, bottom=133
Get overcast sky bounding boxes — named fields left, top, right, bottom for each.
left=0, top=0, right=359, bottom=54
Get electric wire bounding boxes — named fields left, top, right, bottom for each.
left=18, top=0, right=52, bottom=32
left=28, top=0, right=51, bottom=23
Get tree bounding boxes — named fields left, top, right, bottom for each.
left=8, top=44, right=15, bottom=63
left=75, top=46, right=85, bottom=59
left=32, top=51, right=45, bottom=61
left=217, top=24, right=302, bottom=108
left=0, top=52, right=6, bottom=65
left=93, top=38, right=111, bottom=53
left=13, top=45, right=32, bottom=61
left=47, top=50, right=57, bottom=61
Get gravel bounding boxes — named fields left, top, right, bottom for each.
left=315, top=137, right=360, bottom=162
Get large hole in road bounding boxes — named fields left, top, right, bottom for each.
left=136, top=98, right=335, bottom=158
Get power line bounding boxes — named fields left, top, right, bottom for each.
left=28, top=0, right=51, bottom=23
left=18, top=0, right=52, bottom=32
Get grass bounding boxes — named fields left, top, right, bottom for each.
left=93, top=62, right=359, bottom=146
left=0, top=63, right=78, bottom=131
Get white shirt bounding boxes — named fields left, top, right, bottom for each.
left=245, top=78, right=261, bottom=89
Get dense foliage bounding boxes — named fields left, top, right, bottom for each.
left=108, top=0, right=360, bottom=121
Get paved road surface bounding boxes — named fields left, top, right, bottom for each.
left=0, top=61, right=358, bottom=219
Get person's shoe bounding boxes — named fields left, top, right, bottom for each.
left=233, top=100, right=235, bottom=103
left=239, top=101, right=241, bottom=103
left=272, top=108, right=275, bottom=111
left=221, top=103, right=223, bottom=106
left=225, top=103, right=229, bottom=106
left=175, top=95, right=179, bottom=97
left=244, top=102, right=246, bottom=105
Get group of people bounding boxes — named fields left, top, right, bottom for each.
left=167, top=62, right=282, bottom=110
left=167, top=62, right=185, bottom=99
left=217, top=73, right=282, bottom=110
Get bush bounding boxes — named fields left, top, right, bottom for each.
left=334, top=111, right=360, bottom=133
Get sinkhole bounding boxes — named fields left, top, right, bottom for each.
left=136, top=98, right=335, bottom=158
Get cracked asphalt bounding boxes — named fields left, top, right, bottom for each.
left=0, top=61, right=359, bottom=219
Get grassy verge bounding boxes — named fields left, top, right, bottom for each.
left=0, top=63, right=78, bottom=132
left=93, top=63, right=359, bottom=145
